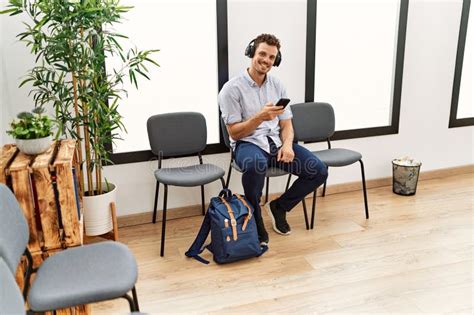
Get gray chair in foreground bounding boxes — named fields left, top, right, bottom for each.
left=220, top=118, right=310, bottom=230
left=0, top=258, right=25, bottom=315
left=291, top=102, right=369, bottom=229
left=147, top=112, right=226, bottom=256
left=0, top=183, right=140, bottom=313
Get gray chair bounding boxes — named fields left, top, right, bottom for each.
left=220, top=118, right=310, bottom=230
left=291, top=102, right=369, bottom=229
left=0, top=183, right=140, bottom=313
left=0, top=258, right=25, bottom=315
left=147, top=112, right=226, bottom=256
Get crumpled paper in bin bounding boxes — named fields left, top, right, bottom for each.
left=392, top=156, right=421, bottom=167
left=392, top=156, right=422, bottom=195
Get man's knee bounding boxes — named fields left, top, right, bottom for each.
left=320, top=164, right=328, bottom=180
left=303, top=156, right=328, bottom=181
left=240, top=155, right=267, bottom=176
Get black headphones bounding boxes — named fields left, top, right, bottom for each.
left=244, top=39, right=282, bottom=67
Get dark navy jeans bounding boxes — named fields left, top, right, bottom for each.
left=234, top=138, right=328, bottom=223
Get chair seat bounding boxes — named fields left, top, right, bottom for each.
left=231, top=161, right=288, bottom=177
left=28, top=242, right=137, bottom=312
left=154, top=163, right=225, bottom=187
left=313, top=148, right=362, bottom=167
left=266, top=166, right=289, bottom=177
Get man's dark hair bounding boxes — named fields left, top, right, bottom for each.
left=254, top=33, right=281, bottom=50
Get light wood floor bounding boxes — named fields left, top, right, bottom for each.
left=92, top=173, right=473, bottom=314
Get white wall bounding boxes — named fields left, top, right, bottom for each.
left=1, top=0, right=473, bottom=216
left=457, top=0, right=473, bottom=118
left=109, top=0, right=221, bottom=153
left=227, top=0, right=307, bottom=104
left=1, top=0, right=36, bottom=145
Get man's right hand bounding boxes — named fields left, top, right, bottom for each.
left=257, top=102, right=285, bottom=121
left=227, top=102, right=285, bottom=140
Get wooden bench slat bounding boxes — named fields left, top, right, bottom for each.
left=9, top=151, right=34, bottom=171
left=31, top=142, right=62, bottom=250
left=54, top=140, right=82, bottom=247
left=31, top=141, right=57, bottom=169
left=56, top=163, right=81, bottom=247
left=54, top=140, right=76, bottom=165
left=0, top=144, right=18, bottom=183
left=10, top=152, right=42, bottom=253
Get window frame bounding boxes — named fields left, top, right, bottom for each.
left=449, top=0, right=473, bottom=128
left=108, top=0, right=229, bottom=164
left=108, top=0, right=409, bottom=164
left=304, top=0, right=408, bottom=142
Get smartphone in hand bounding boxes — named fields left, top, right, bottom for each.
left=275, top=98, right=291, bottom=108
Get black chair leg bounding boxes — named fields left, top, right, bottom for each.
left=160, top=184, right=168, bottom=257
left=152, top=181, right=160, bottom=224
left=311, top=190, right=317, bottom=229
left=322, top=166, right=328, bottom=197
left=285, top=174, right=292, bottom=192
left=22, top=248, right=35, bottom=299
left=220, top=177, right=226, bottom=189
left=122, top=294, right=136, bottom=312
left=301, top=198, right=309, bottom=230
left=201, top=185, right=205, bottom=216
left=132, top=286, right=140, bottom=312
left=225, top=162, right=233, bottom=188
left=359, top=160, right=369, bottom=219
left=265, top=176, right=270, bottom=203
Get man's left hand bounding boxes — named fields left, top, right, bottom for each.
left=277, top=144, right=295, bottom=163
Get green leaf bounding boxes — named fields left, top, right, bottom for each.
left=135, top=69, right=150, bottom=80
left=9, top=9, right=23, bottom=16
left=0, top=8, right=20, bottom=14
left=19, top=77, right=35, bottom=87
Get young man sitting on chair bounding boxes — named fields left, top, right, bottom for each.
left=218, top=33, right=328, bottom=245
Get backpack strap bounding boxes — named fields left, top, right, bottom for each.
left=218, top=188, right=233, bottom=199
left=235, top=194, right=252, bottom=231
left=185, top=211, right=211, bottom=264
left=219, top=197, right=238, bottom=241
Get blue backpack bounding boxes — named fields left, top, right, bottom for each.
left=186, top=189, right=268, bottom=264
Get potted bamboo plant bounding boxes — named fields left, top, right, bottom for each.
left=2, top=0, right=158, bottom=235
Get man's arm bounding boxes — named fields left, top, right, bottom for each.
left=227, top=116, right=264, bottom=141
left=227, top=103, right=285, bottom=140
left=279, top=119, right=294, bottom=146
left=277, top=119, right=295, bottom=162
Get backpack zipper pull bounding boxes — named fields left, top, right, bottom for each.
left=224, top=219, right=230, bottom=242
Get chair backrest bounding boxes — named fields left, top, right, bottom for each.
left=291, top=102, right=335, bottom=142
left=219, top=116, right=232, bottom=150
left=0, top=184, right=29, bottom=274
left=147, top=112, right=207, bottom=158
left=0, top=258, right=26, bottom=315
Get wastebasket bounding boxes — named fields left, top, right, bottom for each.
left=392, top=157, right=422, bottom=196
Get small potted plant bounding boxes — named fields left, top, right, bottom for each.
left=7, top=107, right=54, bottom=155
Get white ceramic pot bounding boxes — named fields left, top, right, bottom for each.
left=15, top=135, right=52, bottom=155
left=83, top=183, right=117, bottom=236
